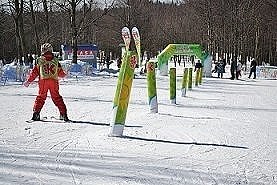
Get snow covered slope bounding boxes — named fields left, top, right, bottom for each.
left=0, top=75, right=276, bottom=185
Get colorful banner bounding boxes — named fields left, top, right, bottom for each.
left=181, top=68, right=189, bottom=97
left=258, top=66, right=277, bottom=79
left=157, top=44, right=207, bottom=76
left=132, top=27, right=141, bottom=67
left=169, top=68, right=176, bottom=104
left=109, top=51, right=138, bottom=136
left=147, top=60, right=158, bottom=113
left=61, top=44, right=98, bottom=61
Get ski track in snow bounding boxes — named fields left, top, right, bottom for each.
left=0, top=74, right=276, bottom=185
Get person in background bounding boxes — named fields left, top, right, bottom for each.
left=236, top=60, right=242, bottom=79
left=105, top=54, right=110, bottom=69
left=217, top=60, right=224, bottom=78
left=194, top=60, right=203, bottom=72
left=212, top=61, right=218, bottom=73
left=230, top=59, right=237, bottom=80
left=116, top=56, right=122, bottom=69
left=248, top=59, right=257, bottom=79
left=28, top=54, right=34, bottom=68
left=23, top=43, right=69, bottom=121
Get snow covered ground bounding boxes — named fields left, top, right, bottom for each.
left=0, top=69, right=276, bottom=184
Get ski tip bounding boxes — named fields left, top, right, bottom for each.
left=24, top=126, right=31, bottom=130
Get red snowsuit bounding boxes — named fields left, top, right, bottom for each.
left=26, top=52, right=67, bottom=114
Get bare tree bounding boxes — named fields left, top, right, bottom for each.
left=50, top=0, right=114, bottom=64
left=42, top=0, right=50, bottom=42
left=8, top=0, right=28, bottom=64
left=0, top=0, right=276, bottom=66
left=29, top=0, right=40, bottom=55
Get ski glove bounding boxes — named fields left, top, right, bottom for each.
left=23, top=81, right=30, bottom=87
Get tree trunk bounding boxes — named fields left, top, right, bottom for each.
left=254, top=21, right=260, bottom=64
left=71, top=0, right=78, bottom=64
left=207, top=0, right=213, bottom=54
left=29, top=0, right=40, bottom=55
left=13, top=0, right=25, bottom=64
left=18, top=10, right=27, bottom=64
left=15, top=18, right=21, bottom=64
left=43, top=0, right=50, bottom=42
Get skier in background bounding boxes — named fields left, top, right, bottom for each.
left=28, top=54, right=34, bottom=68
left=236, top=60, right=242, bottom=79
left=248, top=59, right=257, bottom=79
left=217, top=60, right=225, bottom=78
left=230, top=59, right=237, bottom=80
left=23, top=43, right=69, bottom=121
left=194, top=59, right=203, bottom=72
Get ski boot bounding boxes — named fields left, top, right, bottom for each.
left=60, top=113, right=69, bottom=122
left=31, top=112, right=40, bottom=121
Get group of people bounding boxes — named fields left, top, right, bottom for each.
left=213, top=58, right=257, bottom=80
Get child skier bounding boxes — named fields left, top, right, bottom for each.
left=23, top=43, right=69, bottom=121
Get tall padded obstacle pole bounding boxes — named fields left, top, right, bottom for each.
left=147, top=60, right=158, bottom=113
left=169, top=68, right=176, bottom=104
left=181, top=68, right=189, bottom=97
left=109, top=51, right=138, bottom=137
left=188, top=68, right=193, bottom=90
left=199, top=68, right=203, bottom=85
left=195, top=69, right=200, bottom=87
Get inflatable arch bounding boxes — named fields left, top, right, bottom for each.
left=157, top=44, right=212, bottom=77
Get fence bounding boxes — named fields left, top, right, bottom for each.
left=0, top=64, right=30, bottom=85
left=0, top=62, right=100, bottom=86
left=257, top=66, right=277, bottom=79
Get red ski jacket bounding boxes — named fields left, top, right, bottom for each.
left=26, top=52, right=66, bottom=83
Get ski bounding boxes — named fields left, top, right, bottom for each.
left=26, top=116, right=74, bottom=124
left=26, top=117, right=48, bottom=123
left=131, top=27, right=141, bottom=67
left=49, top=116, right=75, bottom=123
left=122, top=27, right=131, bottom=52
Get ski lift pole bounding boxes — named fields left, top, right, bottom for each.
left=147, top=60, right=158, bottom=113
left=109, top=51, right=138, bottom=137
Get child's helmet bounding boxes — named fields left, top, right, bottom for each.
left=41, top=43, right=53, bottom=54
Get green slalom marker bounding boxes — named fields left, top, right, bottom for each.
left=181, top=68, right=189, bottom=97
left=195, top=69, right=199, bottom=87
left=109, top=51, right=138, bottom=137
left=169, top=68, right=176, bottom=104
left=147, top=60, right=158, bottom=113
left=188, top=68, right=193, bottom=90
left=199, top=68, right=203, bottom=85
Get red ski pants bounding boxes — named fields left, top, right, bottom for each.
left=33, top=79, right=67, bottom=114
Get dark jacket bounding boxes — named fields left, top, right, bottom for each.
left=250, top=60, right=257, bottom=71
left=194, top=62, right=203, bottom=72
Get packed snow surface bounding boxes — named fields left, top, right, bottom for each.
left=0, top=73, right=276, bottom=184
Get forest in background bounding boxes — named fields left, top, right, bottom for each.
left=0, top=0, right=276, bottom=65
